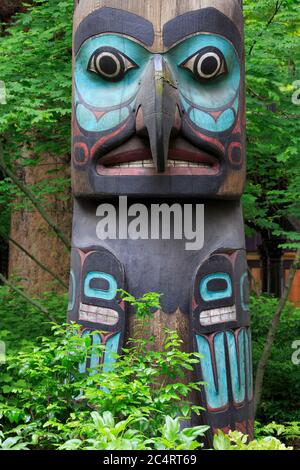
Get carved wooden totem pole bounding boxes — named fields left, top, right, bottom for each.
left=69, top=0, right=254, bottom=441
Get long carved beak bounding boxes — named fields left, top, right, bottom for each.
left=136, top=55, right=179, bottom=173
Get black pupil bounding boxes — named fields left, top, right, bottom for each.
left=201, top=55, right=219, bottom=76
left=99, top=54, right=118, bottom=76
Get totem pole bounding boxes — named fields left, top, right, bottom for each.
left=69, top=0, right=254, bottom=441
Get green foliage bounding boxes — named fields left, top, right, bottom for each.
left=0, top=288, right=293, bottom=450
left=0, top=0, right=73, bottom=229
left=256, top=421, right=300, bottom=441
left=119, top=290, right=162, bottom=319
left=0, top=318, right=290, bottom=451
left=82, top=330, right=203, bottom=423
left=0, top=0, right=299, bottom=244
left=255, top=421, right=300, bottom=449
left=0, top=0, right=299, bottom=449
left=244, top=0, right=300, bottom=245
left=213, top=430, right=292, bottom=450
left=0, top=0, right=72, bottom=156
left=0, top=284, right=66, bottom=353
left=58, top=413, right=209, bottom=451
left=0, top=431, right=29, bottom=450
left=0, top=290, right=207, bottom=449
left=251, top=294, right=300, bottom=421
left=0, top=323, right=207, bottom=449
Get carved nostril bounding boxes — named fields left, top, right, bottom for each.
left=172, top=105, right=182, bottom=137
left=135, top=106, right=148, bottom=137
left=135, top=106, right=144, bottom=133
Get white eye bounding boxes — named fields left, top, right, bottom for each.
left=181, top=47, right=227, bottom=82
left=88, top=47, right=137, bottom=82
left=95, top=51, right=122, bottom=79
left=197, top=52, right=222, bottom=79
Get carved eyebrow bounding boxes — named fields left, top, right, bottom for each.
left=74, top=7, right=154, bottom=55
left=163, top=8, right=242, bottom=58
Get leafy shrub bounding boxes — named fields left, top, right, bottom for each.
left=0, top=291, right=208, bottom=449
left=0, top=430, right=29, bottom=450
left=0, top=288, right=294, bottom=450
left=213, top=430, right=292, bottom=451
left=255, top=421, right=300, bottom=449
left=58, top=413, right=209, bottom=451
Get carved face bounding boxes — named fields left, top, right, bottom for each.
left=73, top=0, right=245, bottom=197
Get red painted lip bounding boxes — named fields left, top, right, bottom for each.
left=169, top=149, right=219, bottom=166
left=100, top=149, right=152, bottom=166
left=97, top=149, right=220, bottom=176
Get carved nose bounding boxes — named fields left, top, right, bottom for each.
left=135, top=55, right=180, bottom=173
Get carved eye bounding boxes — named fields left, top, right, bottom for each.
left=87, top=47, right=137, bottom=81
left=181, top=47, right=227, bottom=82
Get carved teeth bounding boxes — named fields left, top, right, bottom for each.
left=113, top=161, right=154, bottom=168
left=79, top=303, right=119, bottom=325
left=200, top=306, right=237, bottom=326
left=110, top=160, right=211, bottom=169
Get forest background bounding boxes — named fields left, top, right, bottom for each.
left=0, top=0, right=300, bottom=450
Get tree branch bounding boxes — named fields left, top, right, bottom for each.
left=0, top=231, right=68, bottom=289
left=248, top=0, right=284, bottom=57
left=0, top=144, right=71, bottom=251
left=0, top=273, right=56, bottom=322
left=254, top=248, right=300, bottom=415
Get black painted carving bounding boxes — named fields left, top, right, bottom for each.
left=70, top=0, right=253, bottom=443
left=75, top=7, right=154, bottom=55
left=163, top=8, right=242, bottom=57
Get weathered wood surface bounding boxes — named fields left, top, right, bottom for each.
left=70, top=0, right=253, bottom=440
left=74, top=0, right=243, bottom=51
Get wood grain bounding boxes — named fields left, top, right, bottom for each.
left=128, top=307, right=194, bottom=385
left=74, top=0, right=243, bottom=51
left=218, top=164, right=246, bottom=197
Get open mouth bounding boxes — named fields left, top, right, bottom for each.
left=96, top=138, right=221, bottom=176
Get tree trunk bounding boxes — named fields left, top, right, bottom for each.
left=0, top=1, right=31, bottom=21
left=8, top=152, right=72, bottom=295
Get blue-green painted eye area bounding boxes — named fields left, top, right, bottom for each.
left=167, top=35, right=240, bottom=132
left=75, top=33, right=240, bottom=135
left=75, top=35, right=150, bottom=133
left=75, top=34, right=149, bottom=109
left=84, top=272, right=117, bottom=301
left=200, top=273, right=232, bottom=302
left=187, top=106, right=236, bottom=133
left=76, top=103, right=131, bottom=133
